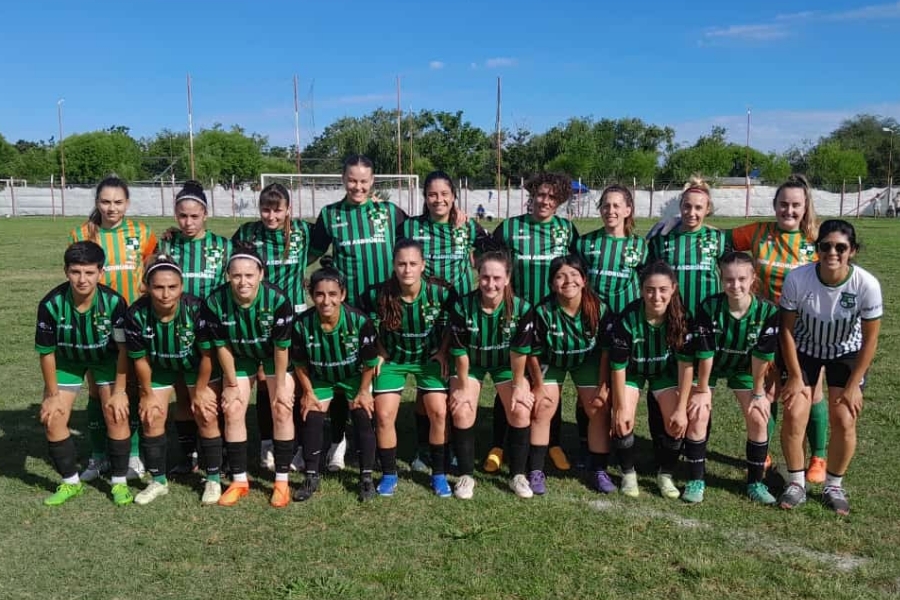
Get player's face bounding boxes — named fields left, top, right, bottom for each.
left=394, top=248, right=425, bottom=287
left=228, top=259, right=263, bottom=304
left=260, top=201, right=289, bottom=230
left=600, top=192, right=632, bottom=233
left=176, top=200, right=207, bottom=239
left=343, top=165, right=374, bottom=205
left=96, top=186, right=129, bottom=228
left=679, top=192, right=709, bottom=232
left=312, top=280, right=346, bottom=319
left=722, top=263, right=754, bottom=302
left=775, top=188, right=806, bottom=231
left=531, top=184, right=560, bottom=221
left=426, top=179, right=455, bottom=221
left=65, top=263, right=103, bottom=297
left=149, top=270, right=183, bottom=313
left=642, top=274, right=676, bottom=317
left=817, top=232, right=854, bottom=271
left=478, top=259, right=509, bottom=304
left=551, top=264, right=585, bottom=300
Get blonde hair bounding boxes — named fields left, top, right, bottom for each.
left=773, top=173, right=819, bottom=241
left=680, top=175, right=714, bottom=214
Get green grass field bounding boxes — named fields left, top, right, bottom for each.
left=1, top=216, right=899, bottom=600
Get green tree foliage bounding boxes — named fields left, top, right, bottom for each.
left=60, top=130, right=143, bottom=183
left=142, top=130, right=190, bottom=181
left=190, top=127, right=262, bottom=185
left=819, top=114, right=899, bottom=182
left=807, top=142, right=868, bottom=185
left=0, top=134, right=18, bottom=178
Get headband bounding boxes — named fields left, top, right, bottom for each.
left=228, top=253, right=264, bottom=268
left=144, top=261, right=183, bottom=283
left=175, top=193, right=208, bottom=207
left=683, top=187, right=710, bottom=197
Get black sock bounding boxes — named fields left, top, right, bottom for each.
left=379, top=447, right=398, bottom=475
left=452, top=425, right=475, bottom=476
left=430, top=444, right=446, bottom=476
left=657, top=433, right=682, bottom=475
left=273, top=439, right=294, bottom=474
left=507, top=425, right=530, bottom=476
left=292, top=395, right=304, bottom=446
left=302, top=412, right=325, bottom=475
left=590, top=452, right=610, bottom=471
left=140, top=433, right=167, bottom=479
left=174, top=420, right=198, bottom=460
left=225, top=440, right=248, bottom=476
left=549, top=402, right=563, bottom=447
left=48, top=436, right=78, bottom=479
left=575, top=402, right=589, bottom=445
left=746, top=439, right=768, bottom=484
left=415, top=412, right=430, bottom=452
left=256, top=385, right=273, bottom=441
left=199, top=436, right=223, bottom=477
left=614, top=433, right=636, bottom=473
left=330, top=392, right=349, bottom=443
left=647, top=393, right=664, bottom=458
left=107, top=437, right=131, bottom=478
left=491, top=393, right=508, bottom=448
left=683, top=438, right=706, bottom=481
left=350, top=408, right=375, bottom=473
left=529, top=444, right=548, bottom=473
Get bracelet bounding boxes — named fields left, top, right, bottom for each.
left=751, top=393, right=766, bottom=400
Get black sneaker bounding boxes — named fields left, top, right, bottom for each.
left=358, top=474, right=376, bottom=502
left=822, top=485, right=850, bottom=516
left=292, top=474, right=320, bottom=502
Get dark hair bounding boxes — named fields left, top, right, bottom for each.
left=816, top=219, right=859, bottom=252
left=64, top=241, right=106, bottom=269
left=548, top=254, right=602, bottom=337
left=718, top=251, right=760, bottom=294
left=639, top=260, right=688, bottom=351
left=257, top=183, right=294, bottom=260
left=377, top=238, right=430, bottom=332
left=524, top=172, right=572, bottom=208
left=175, top=180, right=208, bottom=210
left=475, top=250, right=515, bottom=325
left=773, top=174, right=818, bottom=240
left=227, top=242, right=265, bottom=272
left=143, top=253, right=184, bottom=285
left=84, top=175, right=130, bottom=242
left=422, top=170, right=459, bottom=225
left=342, top=154, right=375, bottom=174
left=307, top=257, right=347, bottom=297
left=598, top=184, right=636, bottom=236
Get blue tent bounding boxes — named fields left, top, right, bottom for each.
left=572, top=181, right=590, bottom=194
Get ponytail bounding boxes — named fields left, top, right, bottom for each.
left=376, top=274, right=404, bottom=332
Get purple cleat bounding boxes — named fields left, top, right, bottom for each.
left=528, top=470, right=547, bottom=495
left=594, top=470, right=617, bottom=494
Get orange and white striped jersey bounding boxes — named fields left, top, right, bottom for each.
left=730, top=221, right=817, bottom=303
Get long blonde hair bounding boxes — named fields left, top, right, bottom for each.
left=773, top=174, right=819, bottom=241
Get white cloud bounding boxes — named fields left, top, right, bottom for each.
left=704, top=23, right=789, bottom=41
left=484, top=57, right=517, bottom=68
left=429, top=60, right=445, bottom=70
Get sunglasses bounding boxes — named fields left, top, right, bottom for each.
left=817, top=242, right=850, bottom=254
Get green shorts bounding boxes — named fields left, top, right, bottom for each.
left=620, top=370, right=678, bottom=393
left=233, top=357, right=285, bottom=379
left=459, top=365, right=513, bottom=385
left=310, top=375, right=365, bottom=403
left=374, top=361, right=447, bottom=394
left=542, top=362, right=598, bottom=388
left=149, top=368, right=206, bottom=389
left=708, top=371, right=753, bottom=392
left=55, top=358, right=117, bottom=388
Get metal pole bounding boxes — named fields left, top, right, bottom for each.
left=745, top=107, right=751, bottom=218
left=50, top=174, right=56, bottom=219
left=293, top=74, right=302, bottom=218
left=57, top=99, right=66, bottom=215
left=187, top=74, right=196, bottom=179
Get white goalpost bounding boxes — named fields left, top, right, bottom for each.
left=259, top=173, right=421, bottom=219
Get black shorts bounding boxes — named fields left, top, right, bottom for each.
left=780, top=351, right=865, bottom=391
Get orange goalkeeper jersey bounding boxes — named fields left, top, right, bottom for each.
left=730, top=221, right=817, bottom=303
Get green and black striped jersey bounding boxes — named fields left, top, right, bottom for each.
left=532, top=297, right=608, bottom=370
left=35, top=283, right=127, bottom=362
left=647, top=226, right=730, bottom=314
left=201, top=281, right=293, bottom=360
left=159, top=231, right=232, bottom=299
left=694, top=293, right=779, bottom=376
left=309, top=199, right=407, bottom=308
left=606, top=299, right=694, bottom=376
left=232, top=220, right=312, bottom=310
left=449, top=292, right=533, bottom=369
left=492, top=215, right=579, bottom=305
left=124, top=294, right=207, bottom=372
left=574, top=231, right=648, bottom=314
left=292, top=305, right=380, bottom=383
left=399, top=215, right=490, bottom=295
left=360, top=278, right=457, bottom=365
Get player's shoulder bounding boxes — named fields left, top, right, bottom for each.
left=97, top=283, right=127, bottom=305
left=343, top=304, right=373, bottom=327
left=39, top=281, right=71, bottom=306
left=850, top=264, right=881, bottom=290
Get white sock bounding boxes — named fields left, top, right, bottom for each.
left=788, top=470, right=805, bottom=487
left=63, top=474, right=80, bottom=485
left=232, top=472, right=248, bottom=483
left=825, top=473, right=843, bottom=488
left=275, top=472, right=289, bottom=482
left=110, top=475, right=127, bottom=485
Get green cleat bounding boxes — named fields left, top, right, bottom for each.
left=682, top=480, right=706, bottom=504
left=747, top=482, right=776, bottom=505
left=44, top=482, right=85, bottom=506
left=111, top=483, right=134, bottom=506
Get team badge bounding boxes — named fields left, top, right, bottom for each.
left=178, top=327, right=195, bottom=348
left=341, top=329, right=359, bottom=353
left=622, top=245, right=642, bottom=268
left=839, top=292, right=857, bottom=309
left=452, top=225, right=469, bottom=249
left=125, top=236, right=141, bottom=251
left=799, top=242, right=816, bottom=262
left=258, top=310, right=274, bottom=335
left=368, top=204, right=389, bottom=234
left=699, top=236, right=719, bottom=257
left=205, top=247, right=224, bottom=270
left=550, top=225, right=569, bottom=255
left=422, top=301, right=442, bottom=326
left=93, top=312, right=112, bottom=337
left=289, top=230, right=306, bottom=255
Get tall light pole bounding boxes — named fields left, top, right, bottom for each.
left=57, top=99, right=66, bottom=213
left=884, top=127, right=894, bottom=215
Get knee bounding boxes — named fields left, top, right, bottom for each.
left=452, top=405, right=475, bottom=428
left=425, top=402, right=447, bottom=422
left=272, top=403, right=293, bottom=425
left=509, top=406, right=530, bottom=428
left=222, top=402, right=245, bottom=423
left=535, top=397, right=557, bottom=422
left=830, top=405, right=856, bottom=433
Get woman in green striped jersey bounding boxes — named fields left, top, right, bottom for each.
left=124, top=255, right=220, bottom=505
left=449, top=251, right=536, bottom=499
left=199, top=244, right=295, bottom=508
left=694, top=252, right=780, bottom=504
left=361, top=239, right=457, bottom=498
left=291, top=260, right=381, bottom=503
left=607, top=260, right=700, bottom=500
left=38, top=242, right=133, bottom=506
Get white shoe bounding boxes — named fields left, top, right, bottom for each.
left=290, top=446, right=305, bottom=472
left=134, top=480, right=169, bottom=505
left=454, top=475, right=476, bottom=500
left=126, top=456, right=146, bottom=480
left=259, top=440, right=275, bottom=472
left=201, top=481, right=222, bottom=505
left=80, top=457, right=109, bottom=482
left=657, top=472, right=680, bottom=500
left=620, top=472, right=640, bottom=498
left=509, top=474, right=533, bottom=499
left=326, top=436, right=347, bottom=472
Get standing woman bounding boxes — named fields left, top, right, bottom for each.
left=200, top=244, right=295, bottom=507
left=449, top=251, right=535, bottom=499
left=528, top=255, right=613, bottom=495
left=694, top=252, right=780, bottom=504
left=69, top=176, right=157, bottom=482
left=607, top=260, right=702, bottom=500
left=291, top=260, right=381, bottom=502
left=123, top=255, right=217, bottom=505
left=778, top=220, right=882, bottom=515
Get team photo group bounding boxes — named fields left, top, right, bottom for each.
left=35, top=154, right=882, bottom=516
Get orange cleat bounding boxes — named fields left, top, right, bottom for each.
left=270, top=481, right=291, bottom=508
left=806, top=456, right=827, bottom=484
left=483, top=447, right=503, bottom=473
left=549, top=446, right=571, bottom=471
left=218, top=481, right=250, bottom=506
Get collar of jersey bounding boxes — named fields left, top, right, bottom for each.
left=815, top=263, right=854, bottom=288
left=67, top=285, right=100, bottom=315
left=314, top=305, right=345, bottom=332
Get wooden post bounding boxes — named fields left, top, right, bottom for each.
left=50, top=174, right=56, bottom=219
left=649, top=178, right=654, bottom=218
left=856, top=176, right=862, bottom=219
left=840, top=180, right=845, bottom=216
left=209, top=179, right=216, bottom=217
left=231, top=175, right=236, bottom=220
left=9, top=180, right=16, bottom=217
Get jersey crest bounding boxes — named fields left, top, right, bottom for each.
left=93, top=311, right=112, bottom=336
left=839, top=292, right=857, bottom=309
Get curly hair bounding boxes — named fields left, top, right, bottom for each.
left=524, top=172, right=572, bottom=207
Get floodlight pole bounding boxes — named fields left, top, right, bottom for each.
left=884, top=127, right=894, bottom=215
left=57, top=99, right=66, bottom=215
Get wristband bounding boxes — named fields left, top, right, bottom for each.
left=751, top=393, right=766, bottom=400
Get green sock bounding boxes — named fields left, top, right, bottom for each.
left=86, top=396, right=107, bottom=458
left=130, top=429, right=140, bottom=457
left=806, top=399, right=829, bottom=459
left=207, top=473, right=221, bottom=483
left=129, top=393, right=141, bottom=457
left=153, top=474, right=167, bottom=485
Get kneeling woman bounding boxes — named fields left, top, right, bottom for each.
left=291, top=259, right=380, bottom=502
left=449, top=251, right=535, bottom=499
left=529, top=255, right=612, bottom=495
left=201, top=244, right=295, bottom=507
left=607, top=260, right=703, bottom=501
left=124, top=255, right=219, bottom=505
left=694, top=252, right=780, bottom=504
left=363, top=239, right=458, bottom=498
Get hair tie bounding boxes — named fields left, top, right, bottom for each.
left=683, top=187, right=709, bottom=197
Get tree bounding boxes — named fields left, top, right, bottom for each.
left=807, top=142, right=868, bottom=185
left=759, top=152, right=792, bottom=183
left=819, top=114, right=899, bottom=182
left=0, top=134, right=17, bottom=178
left=412, top=110, right=492, bottom=183
left=142, top=129, right=190, bottom=180
left=60, top=130, right=144, bottom=183
left=660, top=127, right=733, bottom=182
left=190, top=127, right=262, bottom=185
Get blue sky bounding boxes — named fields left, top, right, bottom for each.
left=2, top=0, right=899, bottom=154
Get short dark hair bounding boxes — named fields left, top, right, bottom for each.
left=64, top=241, right=106, bottom=269
left=816, top=219, right=859, bottom=251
